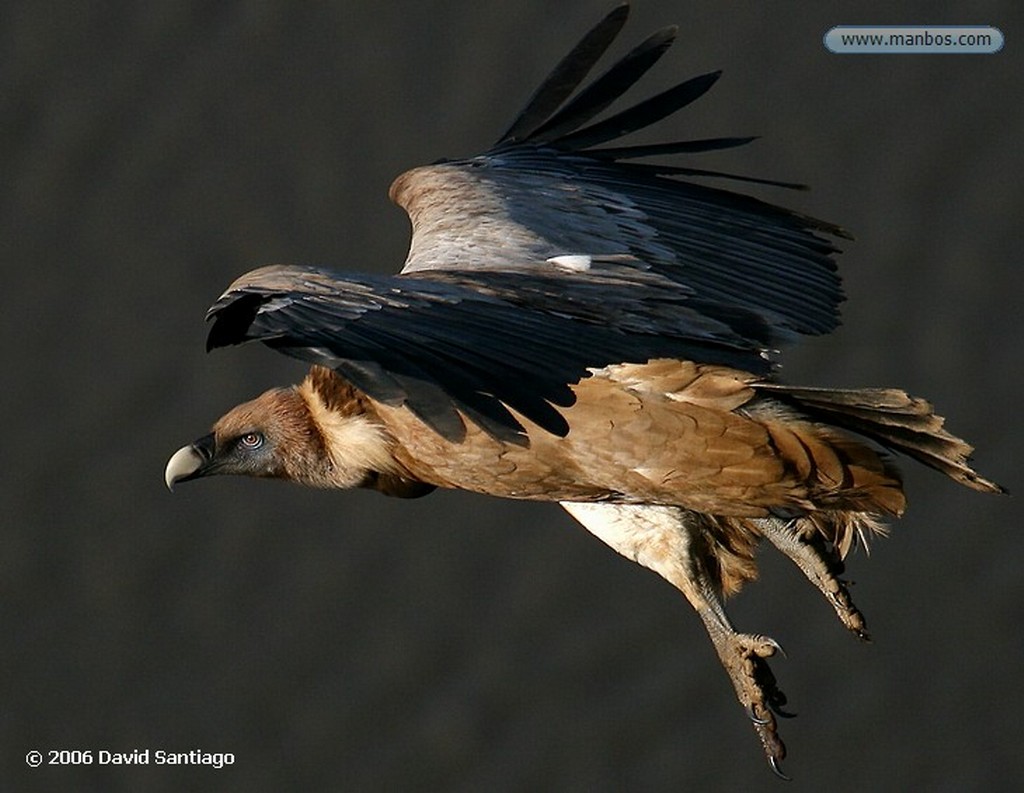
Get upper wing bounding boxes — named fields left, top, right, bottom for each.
left=390, top=4, right=846, bottom=341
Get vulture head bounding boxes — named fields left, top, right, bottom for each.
left=165, top=387, right=330, bottom=488
left=165, top=369, right=437, bottom=498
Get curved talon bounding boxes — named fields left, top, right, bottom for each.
left=768, top=755, right=792, bottom=782
left=746, top=704, right=772, bottom=725
left=757, top=635, right=786, bottom=659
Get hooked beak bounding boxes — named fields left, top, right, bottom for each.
left=164, top=433, right=216, bottom=490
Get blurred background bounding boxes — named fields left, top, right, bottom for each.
left=4, top=1, right=1020, bottom=790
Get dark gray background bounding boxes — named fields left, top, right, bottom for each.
left=4, top=1, right=1020, bottom=790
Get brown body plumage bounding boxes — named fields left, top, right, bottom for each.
left=184, top=360, right=991, bottom=593
left=165, top=5, right=1002, bottom=778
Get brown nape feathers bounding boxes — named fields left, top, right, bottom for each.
left=164, top=4, right=1004, bottom=779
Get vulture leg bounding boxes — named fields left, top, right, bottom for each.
left=561, top=502, right=791, bottom=778
left=757, top=516, right=870, bottom=640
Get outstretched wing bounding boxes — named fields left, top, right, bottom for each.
left=206, top=263, right=776, bottom=444
left=206, top=5, right=848, bottom=443
left=390, top=4, right=846, bottom=340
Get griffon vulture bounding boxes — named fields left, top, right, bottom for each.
left=165, top=4, right=1002, bottom=777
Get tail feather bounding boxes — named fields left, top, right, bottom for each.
left=757, top=384, right=1004, bottom=494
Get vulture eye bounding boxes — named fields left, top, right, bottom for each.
left=238, top=432, right=264, bottom=450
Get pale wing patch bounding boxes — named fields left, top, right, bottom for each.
left=391, top=164, right=558, bottom=271
left=546, top=254, right=592, bottom=271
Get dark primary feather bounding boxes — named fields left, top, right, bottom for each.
left=523, top=24, right=678, bottom=144
left=623, top=161, right=809, bottom=191
left=498, top=3, right=630, bottom=144
left=208, top=5, right=850, bottom=442
left=591, top=136, right=759, bottom=159
left=554, top=70, right=723, bottom=150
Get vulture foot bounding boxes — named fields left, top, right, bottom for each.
left=758, top=517, right=870, bottom=641
left=706, top=626, right=792, bottom=776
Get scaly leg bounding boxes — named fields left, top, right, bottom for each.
left=562, top=502, right=793, bottom=778
left=757, top=515, right=870, bottom=641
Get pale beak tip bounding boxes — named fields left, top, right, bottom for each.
left=165, top=444, right=205, bottom=491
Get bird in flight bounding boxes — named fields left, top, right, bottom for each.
left=165, top=4, right=1002, bottom=777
